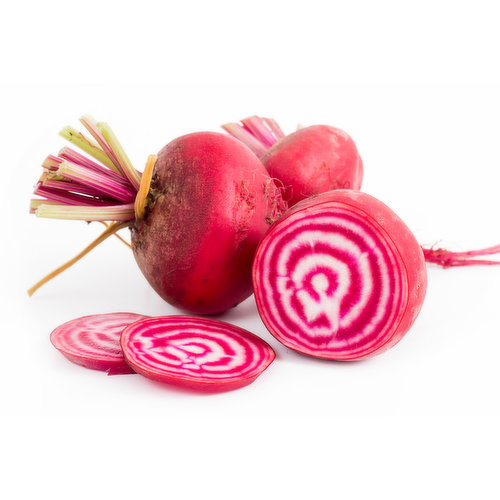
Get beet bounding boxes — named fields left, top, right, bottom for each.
left=50, top=312, right=148, bottom=374
left=223, top=116, right=363, bottom=206
left=29, top=116, right=287, bottom=314
left=131, top=132, right=286, bottom=314
left=120, top=316, right=275, bottom=392
left=252, top=190, right=427, bottom=360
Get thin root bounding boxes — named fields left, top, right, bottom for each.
left=100, top=221, right=132, bottom=249
left=422, top=244, right=500, bottom=268
left=27, top=221, right=131, bottom=297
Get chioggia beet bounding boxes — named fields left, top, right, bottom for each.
left=120, top=316, right=276, bottom=392
left=50, top=312, right=148, bottom=374
left=252, top=190, right=427, bottom=360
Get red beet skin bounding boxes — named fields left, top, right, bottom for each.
left=252, top=190, right=427, bottom=360
left=131, top=132, right=287, bottom=315
left=121, top=316, right=276, bottom=392
left=262, top=125, right=363, bottom=207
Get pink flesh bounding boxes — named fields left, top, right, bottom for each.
left=120, top=316, right=276, bottom=392
left=50, top=313, right=149, bottom=374
left=253, top=190, right=427, bottom=361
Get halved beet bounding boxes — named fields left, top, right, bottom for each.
left=120, top=316, right=276, bottom=392
left=50, top=312, right=148, bottom=374
left=252, top=190, right=427, bottom=361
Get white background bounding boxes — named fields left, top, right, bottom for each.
left=2, top=1, right=500, bottom=499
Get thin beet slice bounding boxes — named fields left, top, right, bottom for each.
left=252, top=190, right=427, bottom=361
left=50, top=312, right=148, bottom=374
left=120, top=316, right=276, bottom=392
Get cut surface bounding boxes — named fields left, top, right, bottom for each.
left=121, top=316, right=276, bottom=392
left=253, top=190, right=427, bottom=360
left=50, top=312, right=148, bottom=374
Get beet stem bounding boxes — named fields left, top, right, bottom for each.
left=33, top=185, right=116, bottom=206
left=35, top=203, right=135, bottom=221
left=59, top=126, right=119, bottom=173
left=241, top=116, right=278, bottom=148
left=29, top=199, right=63, bottom=214
left=134, top=155, right=156, bottom=220
left=56, top=160, right=136, bottom=203
left=223, top=116, right=285, bottom=158
left=79, top=114, right=126, bottom=177
left=263, top=117, right=285, bottom=139
left=96, top=121, right=141, bottom=190
left=59, top=147, right=134, bottom=187
left=221, top=122, right=268, bottom=157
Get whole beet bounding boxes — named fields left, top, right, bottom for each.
left=131, top=132, right=287, bottom=314
left=222, top=117, right=363, bottom=207
left=262, top=125, right=363, bottom=206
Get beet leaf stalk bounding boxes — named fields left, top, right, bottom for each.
left=28, top=115, right=156, bottom=296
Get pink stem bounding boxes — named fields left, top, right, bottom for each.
left=41, top=178, right=102, bottom=197
left=241, top=116, right=279, bottom=148
left=79, top=115, right=125, bottom=177
left=34, top=185, right=116, bottom=206
left=57, top=161, right=136, bottom=203
left=263, top=118, right=285, bottom=139
left=222, top=116, right=286, bottom=158
left=42, top=155, right=64, bottom=171
left=221, top=123, right=269, bottom=157
left=58, top=147, right=134, bottom=188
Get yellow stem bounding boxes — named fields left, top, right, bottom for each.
left=134, top=155, right=157, bottom=220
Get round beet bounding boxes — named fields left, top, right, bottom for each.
left=252, top=190, right=427, bottom=360
left=29, top=116, right=287, bottom=314
left=120, top=316, right=276, bottom=392
left=50, top=312, right=148, bottom=374
left=131, top=132, right=285, bottom=314
left=223, top=116, right=363, bottom=206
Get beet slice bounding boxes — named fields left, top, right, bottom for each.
left=252, top=190, right=427, bottom=361
left=120, top=316, right=276, bottom=392
left=50, top=312, right=148, bottom=374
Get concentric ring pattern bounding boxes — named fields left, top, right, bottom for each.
left=121, top=316, right=275, bottom=389
left=253, top=205, right=408, bottom=360
left=50, top=312, right=148, bottom=370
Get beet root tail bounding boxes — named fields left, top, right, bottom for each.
left=422, top=244, right=500, bottom=268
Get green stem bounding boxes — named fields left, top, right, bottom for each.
left=97, top=121, right=142, bottom=190
left=36, top=203, right=135, bottom=221
left=59, top=126, right=120, bottom=173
